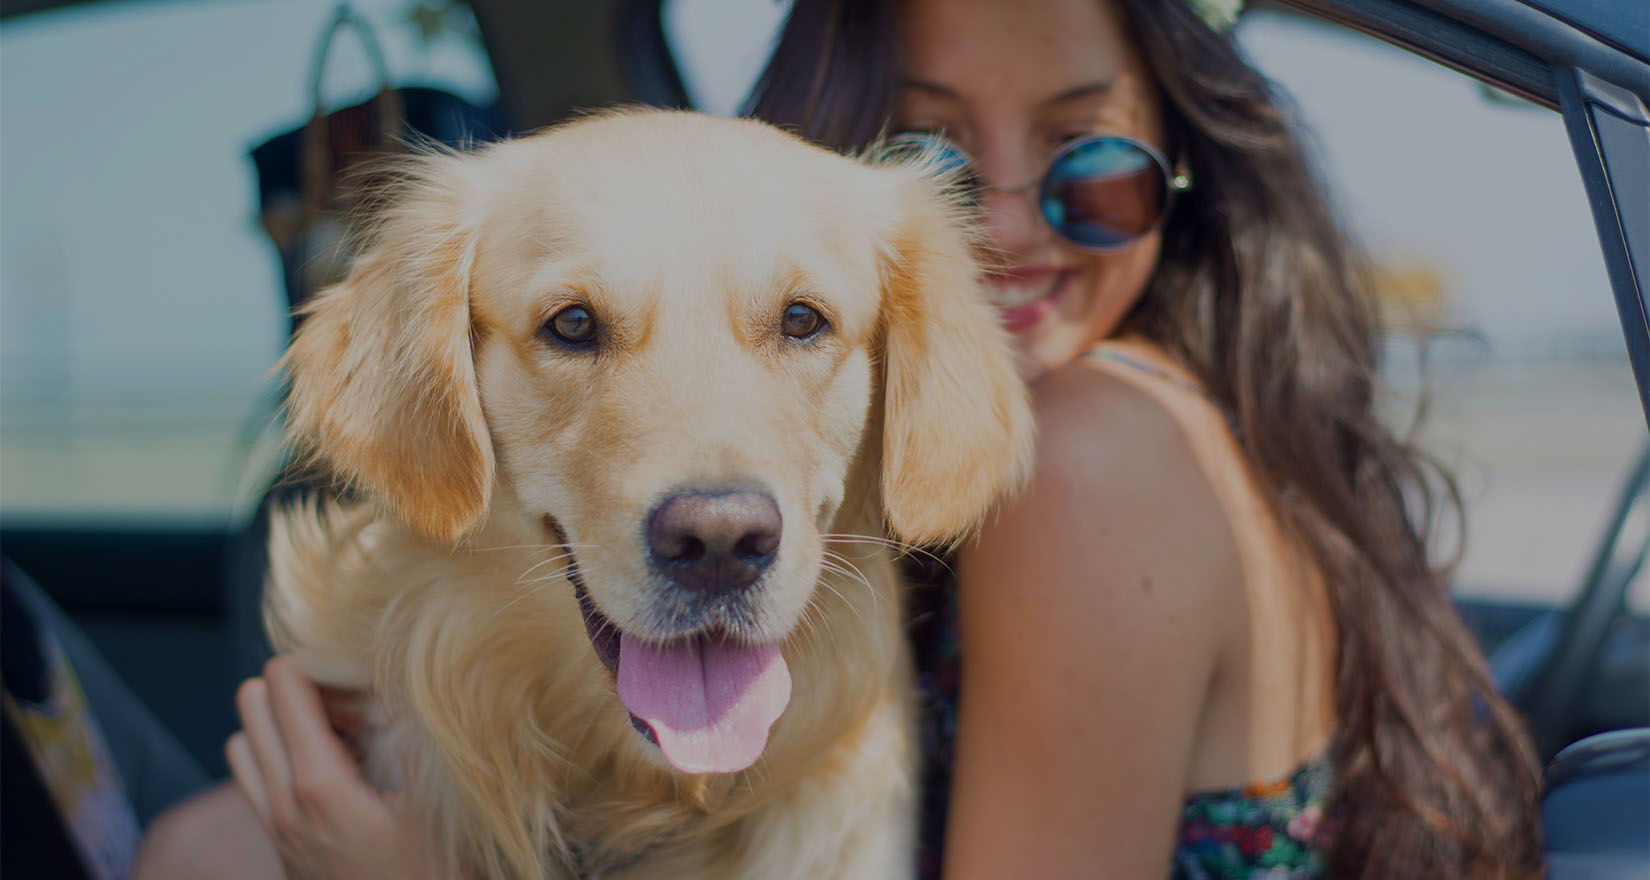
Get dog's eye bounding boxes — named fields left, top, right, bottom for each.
left=780, top=303, right=827, bottom=340
left=545, top=305, right=597, bottom=346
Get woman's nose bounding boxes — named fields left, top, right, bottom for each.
left=978, top=183, right=1047, bottom=261
left=973, top=145, right=1050, bottom=260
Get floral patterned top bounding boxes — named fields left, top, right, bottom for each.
left=907, top=570, right=1334, bottom=879
left=1173, top=755, right=1332, bottom=878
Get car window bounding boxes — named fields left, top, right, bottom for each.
left=0, top=0, right=497, bottom=523
left=1234, top=11, right=1646, bottom=613
left=662, top=0, right=788, bottom=116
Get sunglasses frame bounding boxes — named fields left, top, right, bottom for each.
left=879, top=132, right=1192, bottom=253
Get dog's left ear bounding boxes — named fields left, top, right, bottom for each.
left=877, top=175, right=1036, bottom=547
left=281, top=157, right=494, bottom=544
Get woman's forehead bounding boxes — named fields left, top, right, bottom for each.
left=895, top=0, right=1138, bottom=105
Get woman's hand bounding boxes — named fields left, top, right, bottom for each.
left=228, top=656, right=466, bottom=880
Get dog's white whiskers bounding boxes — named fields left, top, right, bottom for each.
left=512, top=542, right=597, bottom=580
left=510, top=573, right=570, bottom=590
left=469, top=542, right=599, bottom=554
left=510, top=567, right=585, bottom=591
left=561, top=558, right=620, bottom=590
left=822, top=532, right=952, bottom=572
left=513, top=552, right=577, bottom=586
left=813, top=569, right=869, bottom=646
left=819, top=551, right=882, bottom=629
left=741, top=766, right=764, bottom=798
left=821, top=548, right=873, bottom=582
left=793, top=599, right=826, bottom=646
left=488, top=554, right=621, bottom=625
left=831, top=550, right=887, bottom=621
left=589, top=613, right=623, bottom=647
left=815, top=572, right=864, bottom=621
left=817, top=533, right=888, bottom=560
left=504, top=573, right=564, bottom=597
left=797, top=599, right=846, bottom=658
left=487, top=580, right=552, bottom=622
left=515, top=555, right=619, bottom=594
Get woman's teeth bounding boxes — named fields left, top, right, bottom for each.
left=986, top=274, right=1063, bottom=309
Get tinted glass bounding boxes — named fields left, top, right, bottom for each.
left=1042, top=138, right=1166, bottom=248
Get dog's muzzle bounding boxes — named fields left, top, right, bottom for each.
left=550, top=505, right=794, bottom=777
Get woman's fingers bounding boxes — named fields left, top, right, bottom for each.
left=226, top=731, right=273, bottom=830
left=262, top=657, right=380, bottom=816
left=236, top=676, right=299, bottom=830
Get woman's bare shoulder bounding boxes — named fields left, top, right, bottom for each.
left=959, top=353, right=1247, bottom=684
left=992, top=355, right=1244, bottom=599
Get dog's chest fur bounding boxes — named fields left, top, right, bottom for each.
left=267, top=497, right=918, bottom=880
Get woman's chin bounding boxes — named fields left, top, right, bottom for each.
left=1013, top=350, right=1046, bottom=383
left=1009, top=331, right=1069, bottom=383
left=1011, top=323, right=1105, bottom=384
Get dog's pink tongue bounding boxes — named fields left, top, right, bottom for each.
left=616, top=634, right=791, bottom=775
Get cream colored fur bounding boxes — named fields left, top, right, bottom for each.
left=266, top=109, right=1033, bottom=880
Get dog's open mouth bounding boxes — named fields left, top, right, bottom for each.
left=573, top=579, right=792, bottom=775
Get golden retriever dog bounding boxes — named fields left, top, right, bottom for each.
left=266, top=108, right=1033, bottom=880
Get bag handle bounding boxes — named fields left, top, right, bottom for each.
left=301, top=4, right=405, bottom=215
left=307, top=4, right=395, bottom=115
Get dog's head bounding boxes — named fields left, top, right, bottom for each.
left=282, top=109, right=1032, bottom=777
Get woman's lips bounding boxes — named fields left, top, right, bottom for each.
left=985, top=267, right=1071, bottom=332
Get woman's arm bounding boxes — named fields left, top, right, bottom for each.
left=942, top=365, right=1241, bottom=879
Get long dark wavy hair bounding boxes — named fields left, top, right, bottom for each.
left=748, top=1, right=1544, bottom=876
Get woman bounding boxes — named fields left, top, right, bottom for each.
left=139, top=0, right=1544, bottom=877
left=749, top=0, right=1542, bottom=876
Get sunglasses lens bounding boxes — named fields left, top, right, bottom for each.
left=1040, top=138, right=1169, bottom=250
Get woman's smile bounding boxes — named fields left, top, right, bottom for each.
left=983, top=265, right=1075, bottom=331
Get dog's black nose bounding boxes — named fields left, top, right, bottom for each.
left=647, top=490, right=781, bottom=595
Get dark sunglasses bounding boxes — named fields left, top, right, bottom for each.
left=877, top=132, right=1192, bottom=252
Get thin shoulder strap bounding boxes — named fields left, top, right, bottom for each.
left=1083, top=346, right=1216, bottom=405
left=1083, top=346, right=1246, bottom=441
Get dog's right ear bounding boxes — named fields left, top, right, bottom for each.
left=873, top=167, right=1036, bottom=548
left=280, top=157, right=494, bottom=544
